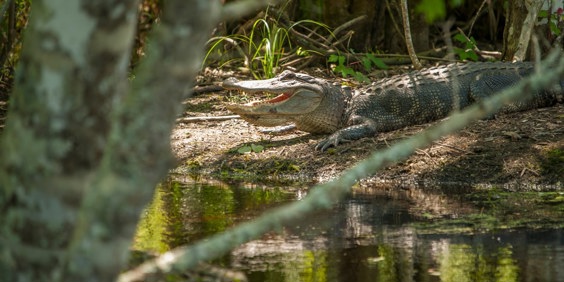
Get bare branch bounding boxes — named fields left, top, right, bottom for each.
left=221, top=0, right=280, bottom=22
left=400, top=0, right=423, bottom=69
left=513, top=0, right=544, bottom=61
left=331, top=15, right=367, bottom=41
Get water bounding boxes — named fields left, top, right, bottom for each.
left=133, top=177, right=564, bottom=282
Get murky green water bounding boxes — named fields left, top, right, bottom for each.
left=133, top=177, right=564, bottom=282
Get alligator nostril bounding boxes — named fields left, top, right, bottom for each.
left=222, top=77, right=239, bottom=87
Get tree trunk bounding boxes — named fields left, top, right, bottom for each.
left=0, top=0, right=220, bottom=281
left=292, top=0, right=429, bottom=53
left=0, top=0, right=140, bottom=278
left=502, top=0, right=543, bottom=61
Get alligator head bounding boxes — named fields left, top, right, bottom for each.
left=222, top=70, right=349, bottom=134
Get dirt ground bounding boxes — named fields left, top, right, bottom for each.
left=0, top=68, right=561, bottom=190
left=172, top=72, right=563, bottom=190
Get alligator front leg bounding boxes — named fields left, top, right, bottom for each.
left=315, top=117, right=378, bottom=151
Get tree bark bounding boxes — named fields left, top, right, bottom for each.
left=502, top=0, right=544, bottom=61
left=0, top=0, right=140, bottom=279
left=400, top=0, right=423, bottom=69
left=0, top=0, right=220, bottom=281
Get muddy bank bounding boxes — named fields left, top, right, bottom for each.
left=171, top=87, right=563, bottom=190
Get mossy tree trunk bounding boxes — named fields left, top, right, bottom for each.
left=0, top=0, right=219, bottom=281
left=502, top=0, right=544, bottom=61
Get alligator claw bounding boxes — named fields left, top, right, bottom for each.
left=315, top=134, right=349, bottom=151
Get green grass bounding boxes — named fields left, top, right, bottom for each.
left=203, top=6, right=330, bottom=79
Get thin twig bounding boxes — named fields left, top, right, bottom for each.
left=400, top=0, right=422, bottom=69
left=330, top=15, right=367, bottom=42
left=331, top=30, right=355, bottom=49
left=514, top=0, right=544, bottom=61
left=432, top=141, right=471, bottom=154
left=468, top=0, right=488, bottom=37
left=288, top=28, right=330, bottom=52
left=385, top=0, right=405, bottom=43
left=193, top=84, right=224, bottom=95
left=206, top=36, right=250, bottom=67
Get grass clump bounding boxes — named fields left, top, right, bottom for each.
left=203, top=5, right=330, bottom=79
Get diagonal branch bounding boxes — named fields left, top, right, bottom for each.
left=221, top=0, right=280, bottom=22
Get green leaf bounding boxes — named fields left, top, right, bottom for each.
left=342, top=67, right=356, bottom=77
left=416, top=0, right=446, bottom=23
left=367, top=53, right=388, bottom=70
left=453, top=48, right=467, bottom=60
left=538, top=10, right=548, bottom=18
left=453, top=47, right=478, bottom=61
left=453, top=33, right=467, bottom=43
left=333, top=65, right=346, bottom=76
left=466, top=50, right=478, bottom=61
left=237, top=146, right=252, bottom=154
left=327, top=54, right=339, bottom=63
left=361, top=57, right=373, bottom=72
left=296, top=47, right=309, bottom=56
left=465, top=36, right=477, bottom=49
left=354, top=72, right=370, bottom=83
left=250, top=144, right=264, bottom=153
left=334, top=65, right=355, bottom=78
left=550, top=21, right=562, bottom=36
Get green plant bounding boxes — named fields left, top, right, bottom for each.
left=247, top=18, right=290, bottom=79
left=236, top=144, right=264, bottom=154
left=539, top=7, right=564, bottom=36
left=361, top=53, right=388, bottom=72
left=453, top=33, right=478, bottom=61
left=416, top=0, right=464, bottom=23
left=328, top=53, right=388, bottom=82
left=204, top=7, right=330, bottom=79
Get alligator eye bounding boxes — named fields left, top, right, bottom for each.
left=280, top=71, right=295, bottom=79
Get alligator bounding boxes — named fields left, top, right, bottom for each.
left=222, top=62, right=563, bottom=151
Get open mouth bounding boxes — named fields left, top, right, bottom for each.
left=222, top=74, right=324, bottom=116
left=246, top=92, right=292, bottom=106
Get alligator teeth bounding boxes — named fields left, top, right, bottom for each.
left=246, top=92, right=291, bottom=106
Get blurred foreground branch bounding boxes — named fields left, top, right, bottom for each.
left=221, top=0, right=279, bottom=22
left=120, top=51, right=564, bottom=282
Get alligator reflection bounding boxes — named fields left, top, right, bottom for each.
left=134, top=178, right=564, bottom=282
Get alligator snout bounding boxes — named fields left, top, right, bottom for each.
left=222, top=77, right=239, bottom=88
